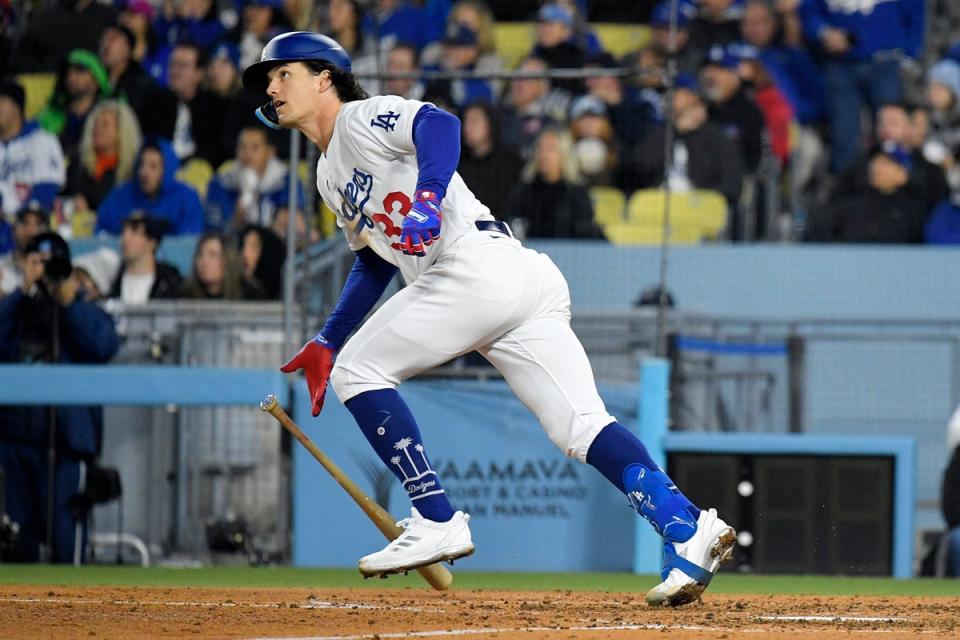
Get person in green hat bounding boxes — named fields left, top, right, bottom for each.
left=37, top=49, right=115, bottom=159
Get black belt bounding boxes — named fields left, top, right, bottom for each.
left=475, top=220, right=513, bottom=237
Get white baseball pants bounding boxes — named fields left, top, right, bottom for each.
left=330, top=229, right=615, bottom=462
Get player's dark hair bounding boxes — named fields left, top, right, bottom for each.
left=305, top=60, right=368, bottom=103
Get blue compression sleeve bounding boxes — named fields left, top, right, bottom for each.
left=412, top=104, right=461, bottom=200
left=317, top=247, right=398, bottom=350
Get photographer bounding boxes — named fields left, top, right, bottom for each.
left=0, top=232, right=119, bottom=563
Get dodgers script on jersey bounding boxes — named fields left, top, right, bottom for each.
left=316, top=95, right=492, bottom=284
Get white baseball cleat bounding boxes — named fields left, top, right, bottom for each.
left=645, top=508, right=736, bottom=607
left=358, top=508, right=475, bottom=578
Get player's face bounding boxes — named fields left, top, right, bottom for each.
left=138, top=148, right=164, bottom=196
left=266, top=63, right=322, bottom=129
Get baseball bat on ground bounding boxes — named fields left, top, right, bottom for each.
left=259, top=394, right=453, bottom=591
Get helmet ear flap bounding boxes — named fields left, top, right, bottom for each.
left=255, top=101, right=284, bottom=130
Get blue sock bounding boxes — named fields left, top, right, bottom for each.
left=586, top=421, right=700, bottom=542
left=344, top=389, right=455, bottom=523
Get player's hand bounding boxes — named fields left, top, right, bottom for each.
left=280, top=337, right=335, bottom=417
left=399, top=191, right=442, bottom=257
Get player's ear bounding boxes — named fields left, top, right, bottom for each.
left=316, top=69, right=333, bottom=94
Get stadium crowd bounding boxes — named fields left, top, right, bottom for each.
left=0, top=0, right=959, bottom=301
left=1, top=0, right=960, bottom=566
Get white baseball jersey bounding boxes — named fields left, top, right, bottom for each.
left=316, top=97, right=615, bottom=463
left=0, top=122, right=66, bottom=216
left=316, top=95, right=493, bottom=285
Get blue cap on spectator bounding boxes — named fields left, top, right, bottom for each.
left=211, top=41, right=241, bottom=68
left=538, top=4, right=574, bottom=27
left=569, top=94, right=607, bottom=120
left=443, top=22, right=479, bottom=47
left=652, top=1, right=692, bottom=28
left=929, top=59, right=960, bottom=100
left=880, top=140, right=913, bottom=172
left=675, top=72, right=699, bottom=93
left=704, top=44, right=742, bottom=71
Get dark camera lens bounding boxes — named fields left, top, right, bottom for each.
left=26, top=232, right=73, bottom=281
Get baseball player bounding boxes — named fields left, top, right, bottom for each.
left=243, top=32, right=735, bottom=606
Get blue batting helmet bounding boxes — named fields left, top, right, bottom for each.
left=242, top=31, right=352, bottom=93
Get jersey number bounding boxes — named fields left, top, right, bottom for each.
left=371, top=191, right=412, bottom=252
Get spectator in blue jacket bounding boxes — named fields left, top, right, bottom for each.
left=741, top=0, right=827, bottom=220
left=96, top=137, right=204, bottom=235
left=741, top=0, right=825, bottom=127
left=152, top=0, right=225, bottom=54
left=363, top=0, right=432, bottom=53
left=205, top=126, right=305, bottom=232
left=799, top=0, right=924, bottom=171
left=0, top=232, right=119, bottom=563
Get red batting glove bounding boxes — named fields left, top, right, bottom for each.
left=280, top=338, right=335, bottom=416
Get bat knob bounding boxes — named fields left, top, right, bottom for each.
left=260, top=394, right=277, bottom=411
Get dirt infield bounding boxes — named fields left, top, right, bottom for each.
left=2, top=585, right=958, bottom=640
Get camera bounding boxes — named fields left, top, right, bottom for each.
left=24, top=232, right=73, bottom=282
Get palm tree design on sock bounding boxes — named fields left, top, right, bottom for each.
left=391, top=438, right=436, bottom=483
left=395, top=437, right=416, bottom=473
left=415, top=443, right=428, bottom=469
left=390, top=455, right=404, bottom=478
